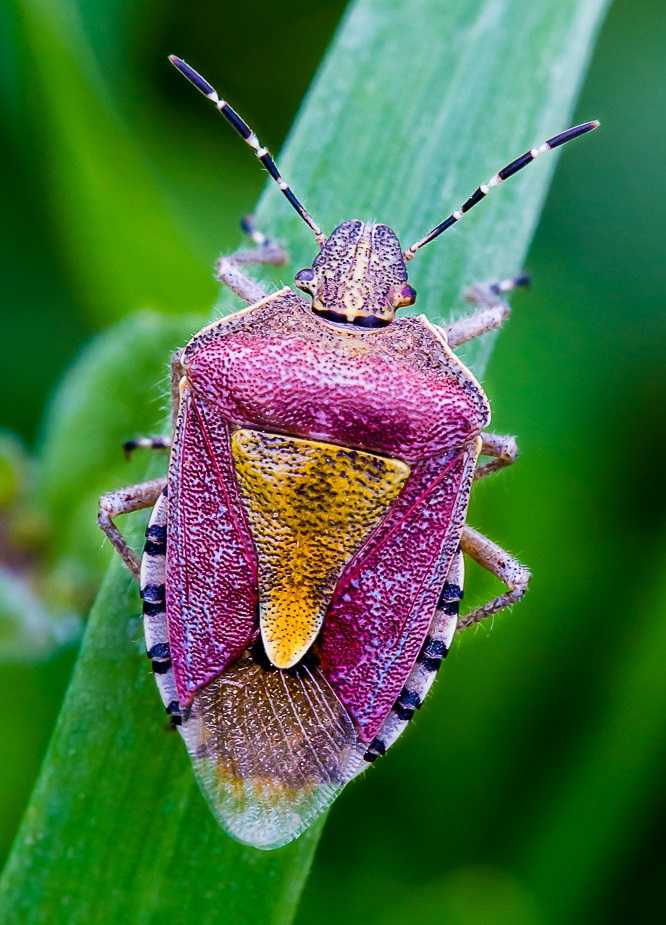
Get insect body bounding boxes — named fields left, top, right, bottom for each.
left=98, top=56, right=599, bottom=849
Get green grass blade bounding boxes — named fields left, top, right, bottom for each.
left=523, top=544, right=666, bottom=921
left=13, top=0, right=215, bottom=322
left=0, top=1, right=609, bottom=922
left=38, top=311, right=206, bottom=590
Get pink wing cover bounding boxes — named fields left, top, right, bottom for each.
left=319, top=446, right=477, bottom=742
left=166, top=391, right=258, bottom=706
left=166, top=291, right=489, bottom=721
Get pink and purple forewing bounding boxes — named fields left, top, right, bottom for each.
left=166, top=386, right=259, bottom=706
left=153, top=388, right=358, bottom=850
left=319, top=442, right=480, bottom=744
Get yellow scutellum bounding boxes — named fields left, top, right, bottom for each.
left=232, top=429, right=410, bottom=668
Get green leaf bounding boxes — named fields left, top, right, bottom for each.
left=524, top=544, right=666, bottom=920
left=38, top=311, right=205, bottom=594
left=0, top=0, right=609, bottom=922
left=13, top=0, right=215, bottom=322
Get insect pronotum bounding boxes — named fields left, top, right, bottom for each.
left=98, top=55, right=599, bottom=849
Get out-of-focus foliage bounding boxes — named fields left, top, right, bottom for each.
left=1, top=0, right=665, bottom=922
left=39, top=312, right=205, bottom=589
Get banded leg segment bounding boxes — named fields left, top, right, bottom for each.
left=97, top=478, right=166, bottom=579
left=123, top=351, right=183, bottom=458
left=475, top=431, right=519, bottom=481
left=446, top=275, right=529, bottom=349
left=458, top=525, right=530, bottom=630
left=123, top=436, right=171, bottom=457
left=240, top=214, right=275, bottom=248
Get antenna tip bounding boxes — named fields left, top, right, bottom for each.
left=167, top=56, right=215, bottom=97
left=591, top=119, right=601, bottom=129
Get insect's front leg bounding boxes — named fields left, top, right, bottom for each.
left=216, top=216, right=288, bottom=304
left=446, top=275, right=529, bottom=348
left=123, top=436, right=171, bottom=458
left=457, top=525, right=530, bottom=630
left=123, top=350, right=185, bottom=457
left=475, top=431, right=519, bottom=481
left=98, top=478, right=167, bottom=579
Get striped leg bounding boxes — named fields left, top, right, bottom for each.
left=446, top=275, right=529, bottom=349
left=97, top=478, right=166, bottom=579
left=239, top=214, right=275, bottom=248
left=458, top=525, right=530, bottom=630
left=354, top=552, right=464, bottom=772
left=475, top=431, right=519, bottom=481
left=123, top=436, right=171, bottom=457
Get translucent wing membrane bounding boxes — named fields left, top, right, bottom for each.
left=187, top=653, right=357, bottom=850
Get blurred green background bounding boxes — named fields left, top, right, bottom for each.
left=1, top=0, right=665, bottom=923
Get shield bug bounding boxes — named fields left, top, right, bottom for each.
left=98, top=55, right=599, bottom=850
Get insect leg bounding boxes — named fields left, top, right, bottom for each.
left=446, top=275, right=529, bottom=348
left=457, top=525, right=530, bottom=629
left=122, top=352, right=184, bottom=457
left=216, top=218, right=288, bottom=305
left=240, top=214, right=282, bottom=249
left=98, top=478, right=167, bottom=579
left=474, top=432, right=519, bottom=481
left=123, top=436, right=171, bottom=458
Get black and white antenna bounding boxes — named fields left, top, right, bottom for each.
left=169, top=56, right=325, bottom=245
left=404, top=121, right=600, bottom=261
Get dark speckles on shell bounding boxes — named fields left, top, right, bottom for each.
left=310, top=221, right=408, bottom=324
left=173, top=286, right=488, bottom=730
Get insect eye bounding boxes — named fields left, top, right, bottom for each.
left=295, top=267, right=315, bottom=291
left=395, top=284, right=417, bottom=308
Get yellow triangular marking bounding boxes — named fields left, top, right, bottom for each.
left=232, top=429, right=410, bottom=669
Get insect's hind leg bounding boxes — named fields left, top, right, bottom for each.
left=458, top=525, right=530, bottom=630
left=98, top=478, right=166, bottom=580
left=475, top=432, right=519, bottom=481
left=216, top=216, right=288, bottom=304
left=446, top=275, right=529, bottom=348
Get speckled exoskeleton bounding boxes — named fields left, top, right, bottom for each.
left=98, top=55, right=599, bottom=849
